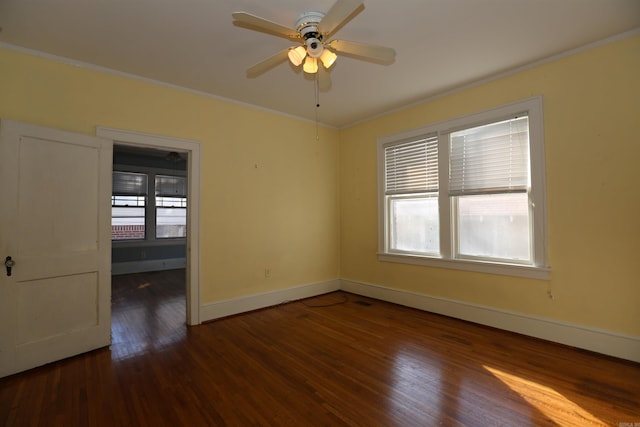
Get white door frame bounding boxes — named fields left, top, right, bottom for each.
left=97, top=126, right=201, bottom=326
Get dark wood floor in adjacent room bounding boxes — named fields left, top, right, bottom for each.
left=1, top=269, right=639, bottom=426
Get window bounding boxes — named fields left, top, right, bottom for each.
left=450, top=116, right=531, bottom=263
left=155, top=175, right=187, bottom=239
left=384, top=133, right=439, bottom=255
left=112, top=172, right=147, bottom=240
left=111, top=171, right=187, bottom=241
left=378, top=97, right=548, bottom=279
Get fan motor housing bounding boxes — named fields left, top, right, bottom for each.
left=296, top=11, right=325, bottom=39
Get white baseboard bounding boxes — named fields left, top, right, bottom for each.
left=200, top=279, right=341, bottom=322
left=112, top=258, right=186, bottom=275
left=195, top=276, right=639, bottom=363
left=340, top=279, right=640, bottom=363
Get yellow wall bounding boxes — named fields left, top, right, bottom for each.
left=1, top=34, right=638, bottom=337
left=0, top=47, right=341, bottom=303
left=340, top=35, right=640, bottom=336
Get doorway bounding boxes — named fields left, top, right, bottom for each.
left=110, top=144, right=189, bottom=355
left=97, top=127, right=201, bottom=326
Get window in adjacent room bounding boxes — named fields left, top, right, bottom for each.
left=155, top=175, right=187, bottom=239
left=378, top=97, right=548, bottom=279
left=111, top=170, right=187, bottom=241
left=111, top=171, right=148, bottom=240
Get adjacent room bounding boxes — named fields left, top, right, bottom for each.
left=0, top=0, right=639, bottom=425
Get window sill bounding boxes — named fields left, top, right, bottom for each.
left=112, top=238, right=186, bottom=248
left=378, top=253, right=550, bottom=280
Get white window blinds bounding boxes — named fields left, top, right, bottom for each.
left=155, top=175, right=187, bottom=197
left=112, top=171, right=148, bottom=196
left=384, top=134, right=438, bottom=195
left=449, top=115, right=530, bottom=196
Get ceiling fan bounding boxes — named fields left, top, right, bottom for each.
left=232, top=0, right=396, bottom=78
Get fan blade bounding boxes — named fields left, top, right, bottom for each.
left=232, top=12, right=299, bottom=41
left=328, top=40, right=396, bottom=64
left=246, top=49, right=290, bottom=78
left=317, top=0, right=364, bottom=37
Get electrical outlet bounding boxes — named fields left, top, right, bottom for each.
left=264, top=268, right=270, bottom=278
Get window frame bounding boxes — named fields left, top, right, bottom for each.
left=377, top=96, right=549, bottom=280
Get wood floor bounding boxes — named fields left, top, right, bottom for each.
left=1, top=270, right=639, bottom=426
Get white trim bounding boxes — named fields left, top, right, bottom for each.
left=378, top=253, right=550, bottom=280
left=199, top=277, right=639, bottom=362
left=96, top=126, right=202, bottom=325
left=340, top=279, right=640, bottom=363
left=112, top=258, right=186, bottom=276
left=112, top=238, right=186, bottom=249
left=200, top=279, right=341, bottom=322
left=97, top=127, right=199, bottom=150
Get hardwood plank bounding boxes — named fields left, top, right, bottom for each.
left=1, top=274, right=638, bottom=426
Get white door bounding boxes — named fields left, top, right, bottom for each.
left=0, top=120, right=112, bottom=378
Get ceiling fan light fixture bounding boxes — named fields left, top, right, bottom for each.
left=319, top=48, right=337, bottom=68
left=233, top=1, right=397, bottom=79
left=303, top=56, right=318, bottom=74
left=288, top=45, right=307, bottom=66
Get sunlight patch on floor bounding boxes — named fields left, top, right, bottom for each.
left=483, top=365, right=606, bottom=426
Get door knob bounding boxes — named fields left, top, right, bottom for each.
left=5, top=256, right=15, bottom=276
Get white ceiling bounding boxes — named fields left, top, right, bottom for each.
left=0, top=0, right=638, bottom=128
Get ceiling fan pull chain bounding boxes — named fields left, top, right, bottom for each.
left=315, top=74, right=320, bottom=142
left=315, top=73, right=320, bottom=108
